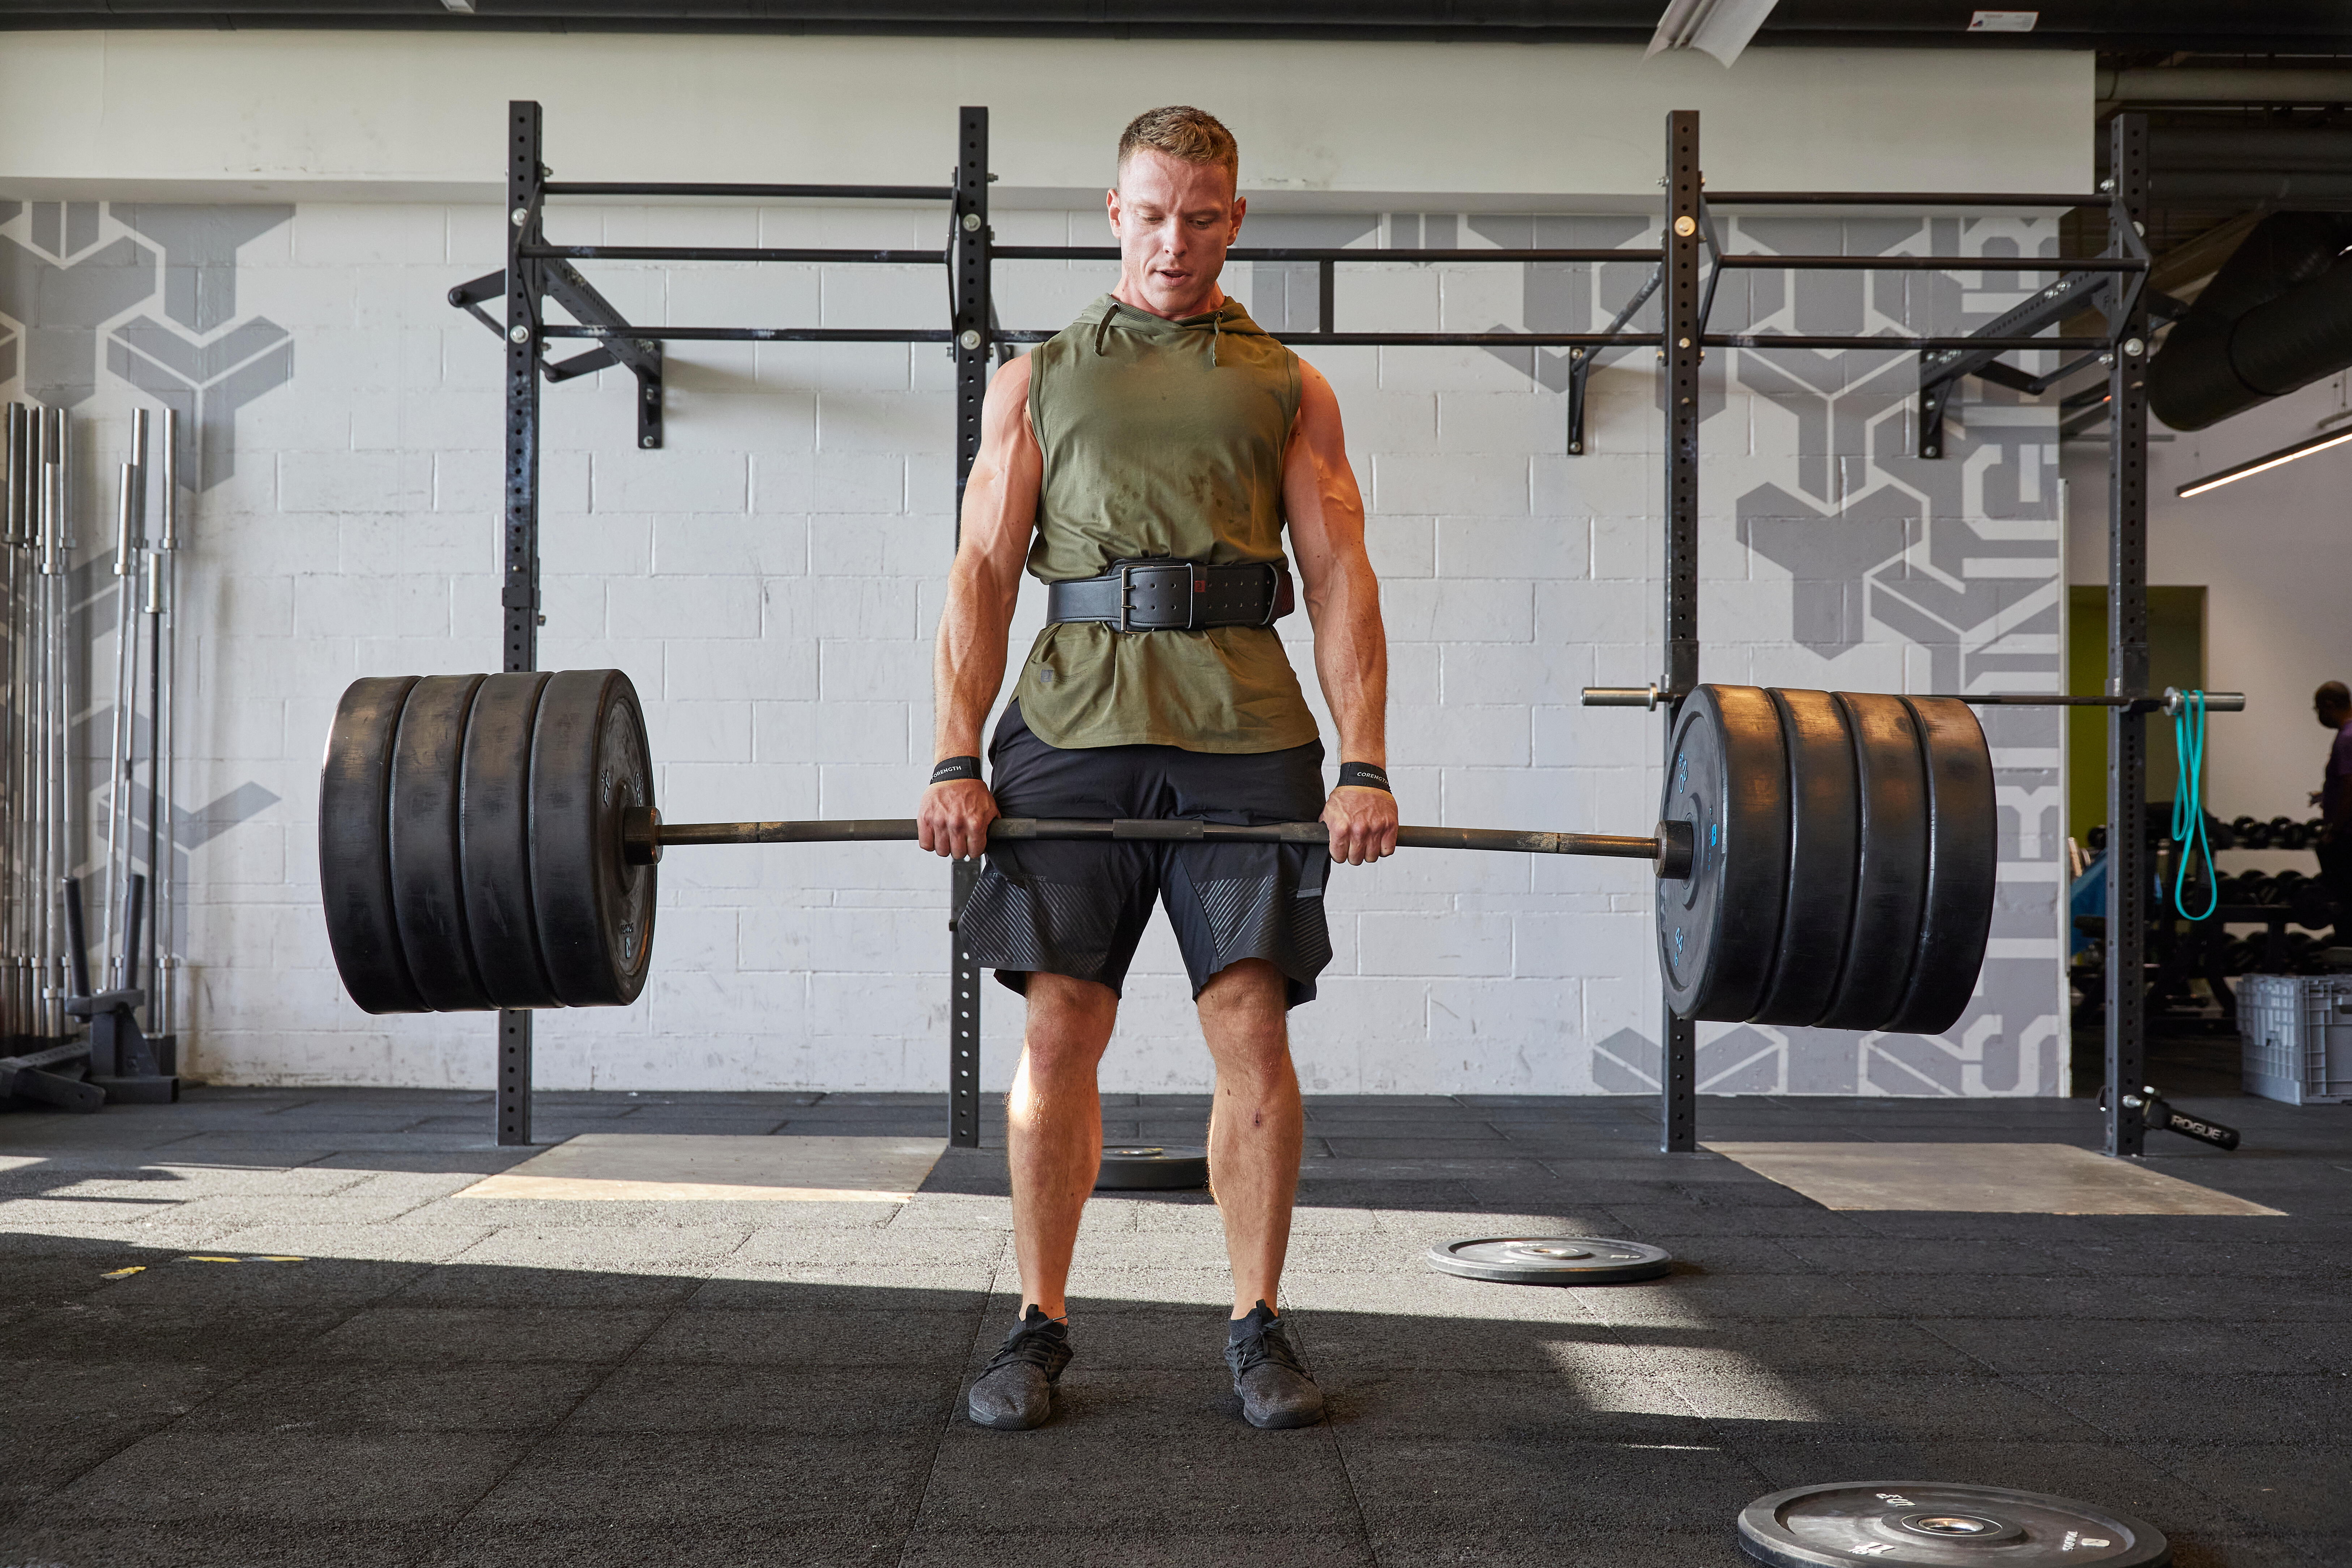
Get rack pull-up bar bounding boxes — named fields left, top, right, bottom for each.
left=1584, top=687, right=2245, bottom=715
left=1709, top=255, right=2145, bottom=272
left=1701, top=190, right=2112, bottom=207
left=1706, top=333, right=2118, bottom=351
left=993, top=246, right=1663, bottom=264
left=541, top=180, right=955, bottom=201
left=527, top=246, right=948, bottom=264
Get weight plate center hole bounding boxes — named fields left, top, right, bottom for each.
left=1894, top=1511, right=2018, bottom=1542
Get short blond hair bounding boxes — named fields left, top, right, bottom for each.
left=1117, top=106, right=1240, bottom=190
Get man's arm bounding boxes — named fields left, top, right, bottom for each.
left=1284, top=361, right=1398, bottom=866
left=919, top=354, right=1041, bottom=859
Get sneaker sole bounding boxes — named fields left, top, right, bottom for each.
left=968, top=1400, right=1054, bottom=1431
left=1241, top=1402, right=1325, bottom=1429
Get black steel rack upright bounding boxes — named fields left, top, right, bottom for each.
left=463, top=103, right=2152, bottom=1158
left=468, top=102, right=968, bottom=1146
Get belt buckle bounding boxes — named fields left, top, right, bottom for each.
left=1117, top=561, right=1191, bottom=632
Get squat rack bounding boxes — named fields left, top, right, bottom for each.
left=458, top=103, right=2160, bottom=1158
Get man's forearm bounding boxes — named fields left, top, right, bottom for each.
left=1307, top=558, right=1388, bottom=767
left=933, top=554, right=1019, bottom=759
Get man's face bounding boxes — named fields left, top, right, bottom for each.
left=1107, top=148, right=1245, bottom=319
left=2320, top=696, right=2349, bottom=730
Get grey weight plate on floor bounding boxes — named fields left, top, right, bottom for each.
left=1882, top=697, right=1998, bottom=1035
left=1750, top=687, right=1859, bottom=1027
left=528, top=669, right=658, bottom=1008
left=1815, top=692, right=1931, bottom=1030
left=1095, top=1146, right=1208, bottom=1190
left=1428, top=1236, right=1673, bottom=1285
left=388, top=673, right=492, bottom=1012
left=320, top=675, right=425, bottom=1014
left=460, top=671, right=562, bottom=1009
left=1658, top=685, right=1791, bottom=1022
left=1738, top=1481, right=2169, bottom=1568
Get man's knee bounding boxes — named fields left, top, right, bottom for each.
left=1021, top=973, right=1118, bottom=1076
left=1199, top=960, right=1291, bottom=1072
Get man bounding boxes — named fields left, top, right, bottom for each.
left=917, top=105, right=1396, bottom=1433
left=2312, top=681, right=2352, bottom=907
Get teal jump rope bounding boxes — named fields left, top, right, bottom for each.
left=2170, top=689, right=2215, bottom=920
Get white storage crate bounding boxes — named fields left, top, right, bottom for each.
left=2238, top=973, right=2352, bottom=1105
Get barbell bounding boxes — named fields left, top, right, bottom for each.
left=319, top=670, right=1997, bottom=1033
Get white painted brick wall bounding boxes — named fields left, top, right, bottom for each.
left=5, top=196, right=2062, bottom=1098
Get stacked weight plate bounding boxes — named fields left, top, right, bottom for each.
left=321, top=669, right=657, bottom=1013
left=1658, top=685, right=1996, bottom=1032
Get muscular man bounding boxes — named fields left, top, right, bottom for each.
left=918, top=105, right=1396, bottom=1432
left=2312, top=681, right=2352, bottom=907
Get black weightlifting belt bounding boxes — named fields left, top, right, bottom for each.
left=1044, top=558, right=1295, bottom=632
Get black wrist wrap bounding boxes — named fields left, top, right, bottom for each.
left=1337, top=762, right=1392, bottom=794
left=930, top=756, right=983, bottom=785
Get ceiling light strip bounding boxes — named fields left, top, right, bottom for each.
left=2176, top=426, right=2352, bottom=498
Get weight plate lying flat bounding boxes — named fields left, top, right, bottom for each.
left=1095, top=1146, right=1208, bottom=1190
left=460, top=672, right=561, bottom=1009
left=529, top=669, right=657, bottom=1008
left=389, top=674, right=491, bottom=1011
left=1659, top=685, right=1791, bottom=1022
left=1428, top=1236, right=1673, bottom=1285
left=320, top=676, right=425, bottom=1014
left=1738, top=1481, right=2169, bottom=1568
left=1751, top=688, right=1859, bottom=1027
left=1816, top=693, right=1931, bottom=1031
left=1882, top=697, right=1997, bottom=1035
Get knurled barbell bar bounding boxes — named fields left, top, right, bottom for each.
left=320, top=669, right=2001, bottom=1033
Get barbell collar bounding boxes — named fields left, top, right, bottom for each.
left=628, top=808, right=1665, bottom=866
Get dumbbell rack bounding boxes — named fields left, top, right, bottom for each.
left=461, top=106, right=2165, bottom=1157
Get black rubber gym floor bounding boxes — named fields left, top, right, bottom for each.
left=1, top=1081, right=2344, bottom=1567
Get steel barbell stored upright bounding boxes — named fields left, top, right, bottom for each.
left=319, top=670, right=2001, bottom=1033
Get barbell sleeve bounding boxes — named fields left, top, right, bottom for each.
left=1580, top=686, right=1663, bottom=708
left=634, top=809, right=1669, bottom=867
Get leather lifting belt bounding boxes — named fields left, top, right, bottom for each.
left=1044, top=558, right=1296, bottom=632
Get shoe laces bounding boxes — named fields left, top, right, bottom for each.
left=1231, top=1320, right=1313, bottom=1382
left=982, top=1319, right=1065, bottom=1376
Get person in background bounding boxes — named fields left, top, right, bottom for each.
left=2310, top=681, right=2352, bottom=906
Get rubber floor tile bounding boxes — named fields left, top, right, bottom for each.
left=13, top=1429, right=531, bottom=1523
left=1923, top=1314, right=2333, bottom=1376
left=1336, top=1433, right=1766, bottom=1540
left=310, top=1305, right=666, bottom=1364
left=421, top=1520, right=909, bottom=1568
left=895, top=1527, right=1380, bottom=1568
left=387, top=1262, right=709, bottom=1309
left=0, top=1518, right=447, bottom=1568
left=632, top=1306, right=976, bottom=1366
left=174, top=1359, right=604, bottom=1435
left=563, top=1360, right=958, bottom=1435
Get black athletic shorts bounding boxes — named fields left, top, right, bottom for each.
left=953, top=702, right=1334, bottom=1007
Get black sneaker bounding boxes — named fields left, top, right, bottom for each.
left=1223, top=1300, right=1325, bottom=1429
left=967, top=1305, right=1073, bottom=1431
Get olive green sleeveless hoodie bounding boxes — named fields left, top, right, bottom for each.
left=1014, top=293, right=1317, bottom=753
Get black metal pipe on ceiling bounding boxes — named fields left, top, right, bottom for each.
left=3, top=0, right=2350, bottom=47
left=2147, top=211, right=2352, bottom=431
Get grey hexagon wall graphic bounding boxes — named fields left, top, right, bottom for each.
left=0, top=202, right=293, bottom=489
